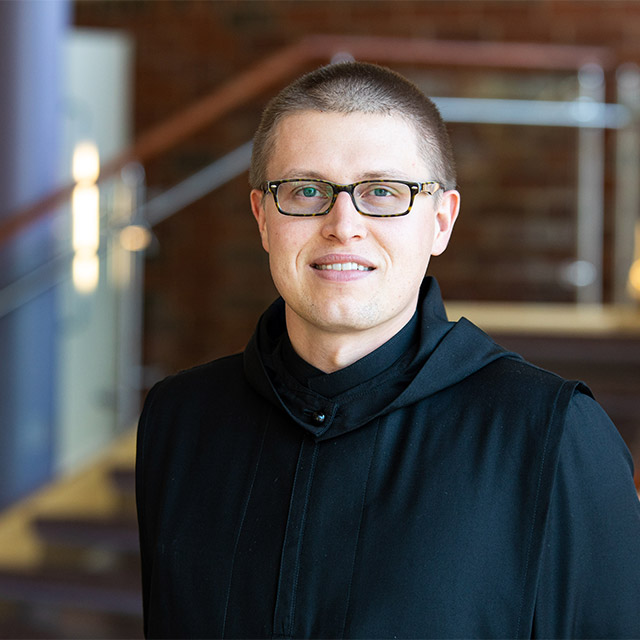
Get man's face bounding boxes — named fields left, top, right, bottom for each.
left=251, top=110, right=459, bottom=348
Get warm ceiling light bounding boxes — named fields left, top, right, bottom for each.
left=71, top=140, right=100, bottom=293
left=628, top=259, right=640, bottom=300
left=119, top=224, right=152, bottom=252
left=72, top=254, right=99, bottom=294
left=72, top=140, right=100, bottom=184
left=72, top=184, right=100, bottom=255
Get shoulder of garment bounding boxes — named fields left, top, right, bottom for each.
left=532, top=390, right=640, bottom=639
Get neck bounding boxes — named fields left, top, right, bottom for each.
left=285, top=307, right=416, bottom=374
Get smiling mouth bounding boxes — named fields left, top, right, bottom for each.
left=313, top=262, right=374, bottom=272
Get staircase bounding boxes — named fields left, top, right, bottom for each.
left=0, top=430, right=142, bottom=639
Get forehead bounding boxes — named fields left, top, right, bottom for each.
left=268, top=110, right=430, bottom=181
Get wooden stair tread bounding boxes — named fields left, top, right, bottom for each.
left=32, top=515, right=139, bottom=553
left=0, top=606, right=144, bottom=640
left=0, top=567, right=142, bottom=616
left=109, top=467, right=135, bottom=495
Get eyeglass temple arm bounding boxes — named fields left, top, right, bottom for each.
left=418, top=182, right=443, bottom=196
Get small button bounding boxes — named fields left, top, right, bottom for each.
left=312, top=412, right=325, bottom=424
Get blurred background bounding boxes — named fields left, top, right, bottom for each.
left=0, top=0, right=639, bottom=637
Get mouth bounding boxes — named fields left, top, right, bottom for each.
left=313, top=262, right=374, bottom=272
left=311, top=254, right=376, bottom=273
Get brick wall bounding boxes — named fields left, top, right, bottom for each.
left=74, top=0, right=640, bottom=376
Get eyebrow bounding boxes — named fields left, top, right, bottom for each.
left=359, top=170, right=414, bottom=181
left=279, top=169, right=326, bottom=180
left=278, top=169, right=415, bottom=182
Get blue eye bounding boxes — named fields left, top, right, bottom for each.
left=362, top=183, right=402, bottom=199
left=301, top=186, right=319, bottom=198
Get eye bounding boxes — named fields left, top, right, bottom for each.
left=300, top=186, right=320, bottom=198
left=289, top=181, right=329, bottom=199
left=360, top=182, right=403, bottom=199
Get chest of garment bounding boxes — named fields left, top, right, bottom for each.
left=145, top=386, right=553, bottom=639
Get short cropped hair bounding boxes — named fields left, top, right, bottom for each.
left=249, top=61, right=456, bottom=191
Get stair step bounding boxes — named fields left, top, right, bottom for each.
left=109, top=467, right=135, bottom=495
left=0, top=606, right=144, bottom=640
left=0, top=568, right=142, bottom=617
left=32, top=516, right=139, bottom=554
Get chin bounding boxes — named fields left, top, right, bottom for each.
left=308, top=304, right=382, bottom=334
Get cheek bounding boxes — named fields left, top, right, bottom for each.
left=266, top=224, right=305, bottom=273
left=384, top=219, right=433, bottom=264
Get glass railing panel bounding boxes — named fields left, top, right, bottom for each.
left=54, top=165, right=146, bottom=474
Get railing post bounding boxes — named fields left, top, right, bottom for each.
left=113, top=163, right=147, bottom=432
left=575, top=63, right=606, bottom=304
left=614, top=64, right=640, bottom=303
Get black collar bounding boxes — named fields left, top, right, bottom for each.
left=279, top=311, right=419, bottom=398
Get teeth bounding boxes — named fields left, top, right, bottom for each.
left=316, top=262, right=372, bottom=271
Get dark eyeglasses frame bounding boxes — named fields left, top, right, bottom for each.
left=262, top=178, right=443, bottom=217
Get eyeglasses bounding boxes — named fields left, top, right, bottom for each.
left=262, top=178, right=442, bottom=217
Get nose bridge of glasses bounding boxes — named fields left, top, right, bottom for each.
left=329, top=184, right=361, bottom=215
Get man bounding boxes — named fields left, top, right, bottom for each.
left=136, top=62, right=640, bottom=638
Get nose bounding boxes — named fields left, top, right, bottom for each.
left=320, top=191, right=368, bottom=243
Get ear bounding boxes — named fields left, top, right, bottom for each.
left=431, top=189, right=460, bottom=256
left=250, top=189, right=270, bottom=253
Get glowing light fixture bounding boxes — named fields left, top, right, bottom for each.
left=71, top=141, right=100, bottom=294
left=119, top=224, right=152, bottom=252
left=628, top=222, right=640, bottom=300
left=72, top=184, right=99, bottom=254
left=73, top=254, right=100, bottom=294
left=629, top=260, right=640, bottom=296
left=72, top=141, right=100, bottom=184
